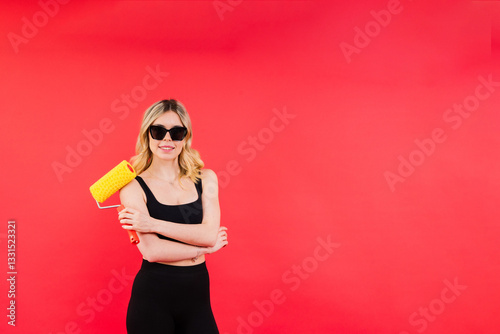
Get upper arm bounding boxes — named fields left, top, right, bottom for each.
left=200, top=169, right=221, bottom=231
left=119, top=179, right=159, bottom=258
left=119, top=179, right=146, bottom=211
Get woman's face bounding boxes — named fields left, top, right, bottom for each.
left=149, top=111, right=186, bottom=161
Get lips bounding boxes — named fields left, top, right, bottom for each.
left=159, top=145, right=174, bottom=151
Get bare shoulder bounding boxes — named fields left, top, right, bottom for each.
left=120, top=178, right=141, bottom=194
left=199, top=169, right=218, bottom=183
left=119, top=178, right=145, bottom=204
left=199, top=169, right=219, bottom=197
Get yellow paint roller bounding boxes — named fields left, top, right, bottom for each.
left=90, top=160, right=139, bottom=244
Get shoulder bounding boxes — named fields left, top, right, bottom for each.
left=199, top=169, right=217, bottom=183
left=119, top=178, right=148, bottom=210
left=199, top=169, right=218, bottom=196
left=119, top=178, right=144, bottom=199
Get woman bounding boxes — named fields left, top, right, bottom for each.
left=118, top=99, right=228, bottom=333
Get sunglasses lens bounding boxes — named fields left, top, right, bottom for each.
left=170, top=127, right=187, bottom=141
left=150, top=126, right=167, bottom=140
left=150, top=126, right=187, bottom=141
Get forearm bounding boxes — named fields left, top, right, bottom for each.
left=151, top=218, right=218, bottom=247
left=138, top=233, right=211, bottom=263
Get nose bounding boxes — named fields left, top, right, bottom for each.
left=162, top=132, right=172, bottom=141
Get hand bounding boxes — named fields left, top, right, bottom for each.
left=118, top=207, right=155, bottom=233
left=207, top=226, right=228, bottom=254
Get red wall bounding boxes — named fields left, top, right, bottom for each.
left=1, top=1, right=499, bottom=333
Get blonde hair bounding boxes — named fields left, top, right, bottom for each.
left=131, top=99, right=204, bottom=187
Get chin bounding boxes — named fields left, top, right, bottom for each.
left=157, top=151, right=179, bottom=159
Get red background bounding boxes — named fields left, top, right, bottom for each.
left=1, top=1, right=500, bottom=333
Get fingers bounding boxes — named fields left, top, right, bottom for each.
left=219, top=226, right=228, bottom=238
left=118, top=213, right=133, bottom=222
left=118, top=208, right=133, bottom=228
left=118, top=207, right=137, bottom=216
left=119, top=216, right=133, bottom=228
left=218, top=228, right=228, bottom=247
left=118, top=208, right=128, bottom=220
left=116, top=207, right=137, bottom=231
left=118, top=208, right=139, bottom=220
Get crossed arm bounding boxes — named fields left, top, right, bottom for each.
left=118, top=169, right=228, bottom=263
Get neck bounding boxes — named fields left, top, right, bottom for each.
left=147, top=157, right=181, bottom=182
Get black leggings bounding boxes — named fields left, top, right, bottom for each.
left=126, top=259, right=219, bottom=334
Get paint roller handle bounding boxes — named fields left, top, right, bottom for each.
left=117, top=205, right=140, bottom=244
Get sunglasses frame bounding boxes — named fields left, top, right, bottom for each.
left=149, top=125, right=188, bottom=141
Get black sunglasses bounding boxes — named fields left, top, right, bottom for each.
left=149, top=125, right=187, bottom=141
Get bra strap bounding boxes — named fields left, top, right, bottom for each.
left=195, top=178, right=203, bottom=196
left=135, top=176, right=154, bottom=202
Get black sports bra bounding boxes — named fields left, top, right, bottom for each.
left=135, top=175, right=203, bottom=243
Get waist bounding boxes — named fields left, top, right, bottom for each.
left=140, top=257, right=207, bottom=271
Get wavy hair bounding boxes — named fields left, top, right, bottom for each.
left=130, top=99, right=204, bottom=188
